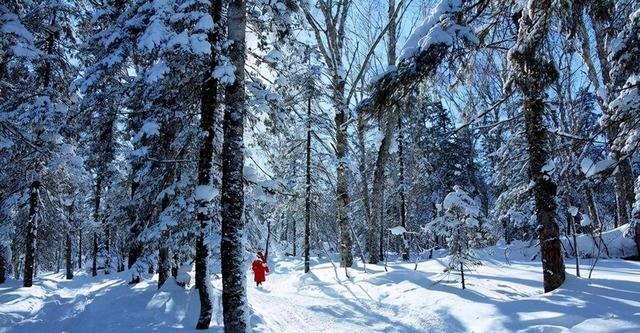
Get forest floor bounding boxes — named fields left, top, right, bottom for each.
left=1, top=242, right=640, bottom=333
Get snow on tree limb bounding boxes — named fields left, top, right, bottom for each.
left=358, top=0, right=478, bottom=115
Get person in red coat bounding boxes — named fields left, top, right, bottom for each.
left=252, top=251, right=269, bottom=287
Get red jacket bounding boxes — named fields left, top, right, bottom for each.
left=252, top=259, right=269, bottom=282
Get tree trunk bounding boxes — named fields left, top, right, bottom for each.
left=525, top=97, right=565, bottom=292
left=56, top=242, right=61, bottom=273
left=379, top=205, right=384, bottom=262
left=93, top=177, right=101, bottom=277
left=387, top=0, right=397, bottom=66
left=613, top=165, right=632, bottom=227
left=304, top=87, right=312, bottom=273
left=356, top=109, right=371, bottom=240
left=158, top=247, right=169, bottom=289
left=0, top=245, right=6, bottom=284
left=265, top=219, right=271, bottom=261
left=23, top=180, right=40, bottom=288
left=460, top=261, right=465, bottom=289
left=92, top=233, right=98, bottom=277
left=65, top=231, right=73, bottom=280
left=369, top=0, right=400, bottom=264
left=104, top=220, right=111, bottom=274
left=195, top=1, right=222, bottom=329
left=335, top=83, right=353, bottom=268
left=571, top=215, right=580, bottom=277
left=368, top=115, right=395, bottom=264
left=158, top=163, right=173, bottom=289
left=292, top=218, right=296, bottom=257
left=581, top=184, right=601, bottom=230
left=635, top=224, right=640, bottom=257
left=220, top=0, right=248, bottom=331
left=128, top=162, right=143, bottom=271
left=398, top=116, right=409, bottom=261
left=511, top=1, right=565, bottom=293
left=12, top=246, right=20, bottom=280
left=78, top=232, right=82, bottom=269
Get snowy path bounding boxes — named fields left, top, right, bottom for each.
left=2, top=244, right=640, bottom=333
left=248, top=263, right=458, bottom=332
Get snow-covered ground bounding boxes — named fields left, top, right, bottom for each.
left=1, top=244, right=640, bottom=333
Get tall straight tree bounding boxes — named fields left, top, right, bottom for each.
left=304, top=57, right=313, bottom=274
left=300, top=1, right=353, bottom=267
left=397, top=116, right=409, bottom=261
left=24, top=180, right=40, bottom=287
left=65, top=199, right=74, bottom=280
left=508, top=0, right=565, bottom=292
left=195, top=0, right=222, bottom=329
left=220, top=0, right=248, bottom=331
left=367, top=0, right=401, bottom=264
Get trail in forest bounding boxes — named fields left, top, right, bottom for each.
left=2, top=243, right=640, bottom=333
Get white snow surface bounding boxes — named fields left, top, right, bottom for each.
left=2, top=243, right=640, bottom=332
left=388, top=225, right=407, bottom=235
left=194, top=185, right=218, bottom=202
left=568, top=206, right=579, bottom=217
left=580, top=158, right=616, bottom=178
left=562, top=224, right=637, bottom=259
left=541, top=159, right=555, bottom=173
left=213, top=62, right=236, bottom=85
left=399, top=0, right=477, bottom=61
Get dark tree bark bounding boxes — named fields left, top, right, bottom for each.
left=78, top=232, right=82, bottom=269
left=614, top=167, right=631, bottom=228
left=158, top=201, right=171, bottom=288
left=368, top=116, right=394, bottom=264
left=56, top=243, right=61, bottom=273
left=157, top=124, right=176, bottom=289
left=93, top=177, right=101, bottom=277
left=0, top=245, right=6, bottom=284
left=12, top=245, right=20, bottom=280
left=304, top=83, right=312, bottom=273
left=510, top=1, right=565, bottom=292
left=386, top=0, right=397, bottom=66
left=0, top=192, right=5, bottom=284
left=292, top=218, right=296, bottom=257
left=23, top=180, right=40, bottom=288
left=104, top=215, right=111, bottom=274
left=635, top=224, right=640, bottom=257
left=335, top=83, right=353, bottom=268
left=265, top=219, right=271, bottom=261
left=398, top=116, right=409, bottom=261
left=92, top=234, right=98, bottom=277
left=356, top=111, right=371, bottom=232
left=127, top=163, right=143, bottom=271
left=221, top=1, right=248, bottom=331
left=195, top=0, right=222, bottom=330
left=158, top=246, right=169, bottom=289
left=460, top=261, right=465, bottom=289
left=65, top=231, right=73, bottom=280
left=581, top=185, right=601, bottom=230
left=65, top=200, right=74, bottom=280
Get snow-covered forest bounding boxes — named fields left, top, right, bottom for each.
left=1, top=0, right=640, bottom=332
